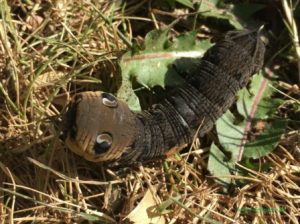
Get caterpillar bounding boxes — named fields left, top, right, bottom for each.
left=63, top=29, right=265, bottom=165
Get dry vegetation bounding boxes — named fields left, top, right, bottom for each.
left=0, top=0, right=299, bottom=223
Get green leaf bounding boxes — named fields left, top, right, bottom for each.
left=208, top=73, right=287, bottom=187
left=165, top=0, right=194, bottom=9
left=165, top=0, right=176, bottom=8
left=157, top=195, right=181, bottom=213
left=216, top=110, right=244, bottom=161
left=243, top=158, right=272, bottom=172
left=214, top=73, right=287, bottom=164
left=197, top=0, right=243, bottom=29
left=176, top=0, right=194, bottom=9
left=118, top=29, right=212, bottom=111
left=243, top=119, right=287, bottom=159
left=236, top=74, right=282, bottom=119
left=207, top=143, right=234, bottom=187
left=79, top=213, right=105, bottom=222
left=230, top=3, right=266, bottom=27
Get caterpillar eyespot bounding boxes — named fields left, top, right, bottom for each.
left=94, top=133, right=113, bottom=155
left=101, top=92, right=118, bottom=108
left=64, top=29, right=266, bottom=164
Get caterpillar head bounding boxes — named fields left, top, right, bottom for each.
left=63, top=91, right=136, bottom=162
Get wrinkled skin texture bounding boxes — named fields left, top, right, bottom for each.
left=64, top=29, right=266, bottom=165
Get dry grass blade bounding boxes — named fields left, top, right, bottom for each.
left=282, top=0, right=300, bottom=85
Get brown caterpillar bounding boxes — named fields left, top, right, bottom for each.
left=63, top=29, right=265, bottom=165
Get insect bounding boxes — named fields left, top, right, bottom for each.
left=63, top=29, right=266, bottom=165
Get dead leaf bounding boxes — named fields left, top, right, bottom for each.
left=126, top=188, right=165, bottom=224
left=33, top=71, right=65, bottom=88
left=26, top=14, right=44, bottom=30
